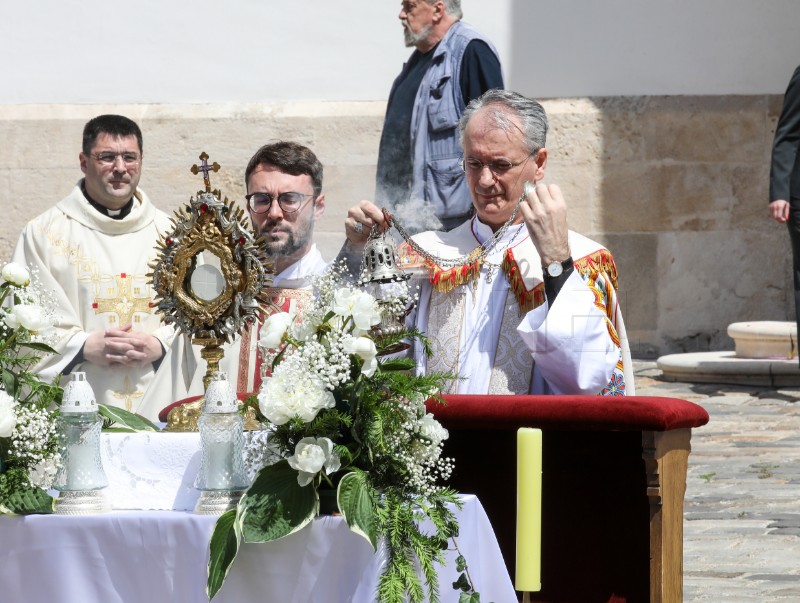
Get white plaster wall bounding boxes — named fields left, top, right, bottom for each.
left=1, top=0, right=799, bottom=104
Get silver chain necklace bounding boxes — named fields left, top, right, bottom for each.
left=388, top=182, right=533, bottom=269
left=483, top=222, right=526, bottom=283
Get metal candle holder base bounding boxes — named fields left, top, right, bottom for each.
left=55, top=489, right=111, bottom=515
left=194, top=489, right=245, bottom=515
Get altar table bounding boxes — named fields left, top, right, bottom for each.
left=0, top=495, right=515, bottom=603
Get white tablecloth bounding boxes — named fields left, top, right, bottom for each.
left=0, top=495, right=515, bottom=603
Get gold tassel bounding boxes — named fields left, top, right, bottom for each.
left=502, top=250, right=545, bottom=314
left=427, top=251, right=484, bottom=293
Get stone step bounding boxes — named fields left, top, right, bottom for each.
left=656, top=351, right=800, bottom=387
left=656, top=321, right=800, bottom=387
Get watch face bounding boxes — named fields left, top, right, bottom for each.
left=547, top=262, right=563, bottom=278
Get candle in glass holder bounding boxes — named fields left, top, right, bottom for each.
left=194, top=371, right=248, bottom=496
left=515, top=427, right=542, bottom=593
left=198, top=416, right=239, bottom=490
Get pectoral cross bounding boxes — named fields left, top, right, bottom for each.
left=190, top=151, right=220, bottom=192
left=92, top=273, right=154, bottom=327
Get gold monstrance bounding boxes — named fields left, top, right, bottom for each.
left=148, top=152, right=271, bottom=430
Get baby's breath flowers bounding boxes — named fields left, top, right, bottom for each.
left=212, top=265, right=477, bottom=603
left=0, top=262, right=62, bottom=515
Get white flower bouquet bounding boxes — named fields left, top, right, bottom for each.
left=0, top=262, right=62, bottom=515
left=208, top=266, right=487, bottom=603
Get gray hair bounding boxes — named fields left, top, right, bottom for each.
left=425, top=0, right=462, bottom=19
left=458, top=89, right=548, bottom=155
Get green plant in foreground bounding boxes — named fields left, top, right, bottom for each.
left=207, top=269, right=489, bottom=602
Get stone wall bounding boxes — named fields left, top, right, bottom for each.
left=0, top=97, right=789, bottom=356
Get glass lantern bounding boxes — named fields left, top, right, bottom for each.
left=53, top=372, right=110, bottom=514
left=194, top=371, right=249, bottom=514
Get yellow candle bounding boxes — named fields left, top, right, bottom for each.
left=515, top=427, right=542, bottom=593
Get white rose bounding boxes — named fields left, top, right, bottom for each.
left=259, top=312, right=293, bottom=349
left=287, top=437, right=339, bottom=487
left=418, top=413, right=448, bottom=445
left=1, top=263, right=30, bottom=287
left=8, top=304, right=51, bottom=334
left=332, top=288, right=381, bottom=334
left=343, top=336, right=378, bottom=377
left=257, top=366, right=335, bottom=425
left=0, top=390, right=18, bottom=438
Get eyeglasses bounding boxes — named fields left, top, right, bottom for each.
left=245, top=191, right=315, bottom=214
left=91, top=152, right=141, bottom=166
left=460, top=156, right=530, bottom=175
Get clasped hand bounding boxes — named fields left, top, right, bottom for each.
left=83, top=324, right=163, bottom=368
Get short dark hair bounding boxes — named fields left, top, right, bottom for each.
left=82, top=115, right=143, bottom=155
left=245, top=141, right=323, bottom=195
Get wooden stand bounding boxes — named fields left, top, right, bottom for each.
left=428, top=395, right=709, bottom=603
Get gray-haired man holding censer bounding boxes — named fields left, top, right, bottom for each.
left=343, top=89, right=634, bottom=397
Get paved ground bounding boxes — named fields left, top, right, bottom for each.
left=633, top=360, right=800, bottom=602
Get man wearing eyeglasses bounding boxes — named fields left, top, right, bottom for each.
left=154, top=141, right=330, bottom=403
left=10, top=114, right=174, bottom=417
left=233, top=141, right=330, bottom=393
left=343, top=89, right=634, bottom=397
left=375, top=0, right=503, bottom=233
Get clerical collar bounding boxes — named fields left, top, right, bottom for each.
left=81, top=181, right=134, bottom=220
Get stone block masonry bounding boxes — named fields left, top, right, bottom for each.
left=0, top=96, right=790, bottom=356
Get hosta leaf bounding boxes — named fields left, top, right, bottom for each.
left=207, top=509, right=241, bottom=600
left=337, top=471, right=378, bottom=550
left=239, top=460, right=316, bottom=543
left=99, top=405, right=159, bottom=432
left=1, top=485, right=55, bottom=515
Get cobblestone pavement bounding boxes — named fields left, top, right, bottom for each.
left=633, top=361, right=800, bottom=602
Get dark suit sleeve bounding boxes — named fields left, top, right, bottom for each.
left=459, top=40, right=504, bottom=105
left=770, top=65, right=800, bottom=202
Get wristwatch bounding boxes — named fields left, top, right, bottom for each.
left=544, top=256, right=573, bottom=278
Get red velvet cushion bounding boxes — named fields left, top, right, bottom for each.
left=160, top=393, right=709, bottom=431
left=426, top=394, right=709, bottom=432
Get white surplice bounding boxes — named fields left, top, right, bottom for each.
left=408, top=217, right=635, bottom=396
left=10, top=182, right=175, bottom=415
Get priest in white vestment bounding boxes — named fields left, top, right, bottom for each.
left=341, top=90, right=634, bottom=396
left=140, top=141, right=329, bottom=417
left=10, top=115, right=175, bottom=415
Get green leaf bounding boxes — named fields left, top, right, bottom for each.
left=459, top=592, right=481, bottom=603
left=456, top=554, right=467, bottom=572
left=99, top=405, right=159, bottom=432
left=1, top=368, right=18, bottom=397
left=207, top=509, right=242, bottom=600
left=18, top=341, right=58, bottom=355
left=239, top=460, right=316, bottom=543
left=452, top=573, right=471, bottom=592
left=337, top=471, right=378, bottom=550
left=377, top=357, right=416, bottom=372
left=1, top=484, right=55, bottom=515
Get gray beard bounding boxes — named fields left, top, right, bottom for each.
left=403, top=22, right=432, bottom=47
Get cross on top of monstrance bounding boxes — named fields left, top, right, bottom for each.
left=190, top=152, right=220, bottom=193
left=148, top=152, right=272, bottom=431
